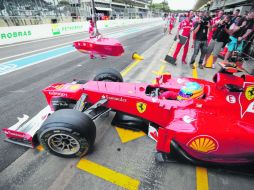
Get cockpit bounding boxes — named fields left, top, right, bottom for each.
left=146, top=82, right=205, bottom=101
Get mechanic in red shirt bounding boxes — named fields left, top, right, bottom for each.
left=172, top=11, right=194, bottom=64
left=208, top=10, right=224, bottom=44
left=169, top=14, right=175, bottom=34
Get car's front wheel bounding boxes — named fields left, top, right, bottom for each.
left=38, top=109, right=96, bottom=158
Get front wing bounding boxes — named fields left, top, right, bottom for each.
left=2, top=106, right=53, bottom=148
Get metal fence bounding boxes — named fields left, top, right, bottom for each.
left=0, top=0, right=156, bottom=27
left=0, top=0, right=92, bottom=26
left=0, top=15, right=89, bottom=27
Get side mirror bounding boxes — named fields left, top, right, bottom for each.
left=225, top=84, right=244, bottom=92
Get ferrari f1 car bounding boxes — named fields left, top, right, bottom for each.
left=3, top=63, right=254, bottom=165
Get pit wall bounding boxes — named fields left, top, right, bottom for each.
left=0, top=18, right=161, bottom=45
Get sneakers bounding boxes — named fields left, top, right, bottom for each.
left=199, top=65, right=204, bottom=69
left=190, top=64, right=195, bottom=69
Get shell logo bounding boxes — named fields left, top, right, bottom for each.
left=187, top=135, right=218, bottom=153
left=69, top=84, right=81, bottom=91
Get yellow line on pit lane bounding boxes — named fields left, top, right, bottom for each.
left=152, top=65, right=166, bottom=84
left=192, top=63, right=198, bottom=79
left=121, top=59, right=142, bottom=77
left=196, top=167, right=209, bottom=190
left=192, top=65, right=209, bottom=190
left=77, top=159, right=140, bottom=190
left=76, top=56, right=143, bottom=189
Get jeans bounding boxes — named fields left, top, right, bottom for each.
left=190, top=40, right=207, bottom=65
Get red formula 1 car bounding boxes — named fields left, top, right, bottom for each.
left=3, top=64, right=254, bottom=165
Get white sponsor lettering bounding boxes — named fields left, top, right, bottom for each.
left=48, top=91, right=68, bottom=97
left=102, top=95, right=127, bottom=102
left=226, top=95, right=236, bottom=104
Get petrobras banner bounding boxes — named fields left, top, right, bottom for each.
left=51, top=22, right=89, bottom=36
left=0, top=24, right=52, bottom=45
left=0, top=18, right=160, bottom=45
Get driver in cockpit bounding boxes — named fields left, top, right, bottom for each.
left=159, top=82, right=204, bottom=100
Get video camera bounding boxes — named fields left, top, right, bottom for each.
left=200, top=16, right=211, bottom=25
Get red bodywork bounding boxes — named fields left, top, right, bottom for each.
left=41, top=72, right=254, bottom=164
left=73, top=38, right=124, bottom=57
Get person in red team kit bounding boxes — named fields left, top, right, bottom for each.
left=173, top=11, right=194, bottom=64
left=207, top=10, right=224, bottom=44
left=168, top=14, right=175, bottom=34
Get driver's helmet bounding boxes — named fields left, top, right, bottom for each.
left=177, top=82, right=204, bottom=100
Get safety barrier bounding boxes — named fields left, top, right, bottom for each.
left=0, top=18, right=161, bottom=45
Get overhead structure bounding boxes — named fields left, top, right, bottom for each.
left=73, top=0, right=124, bottom=58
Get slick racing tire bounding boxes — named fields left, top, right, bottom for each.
left=93, top=68, right=123, bottom=82
left=38, top=109, right=96, bottom=158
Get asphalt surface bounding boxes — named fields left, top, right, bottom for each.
left=0, top=20, right=254, bottom=190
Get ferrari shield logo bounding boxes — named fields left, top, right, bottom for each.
left=240, top=83, right=254, bottom=118
left=136, top=102, right=147, bottom=113
left=245, top=85, right=254, bottom=101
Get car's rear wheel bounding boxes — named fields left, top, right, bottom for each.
left=93, top=68, right=123, bottom=82
left=38, top=109, right=96, bottom=158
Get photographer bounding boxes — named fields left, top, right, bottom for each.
left=205, top=15, right=232, bottom=68
left=189, top=12, right=211, bottom=69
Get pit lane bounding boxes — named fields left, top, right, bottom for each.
left=0, top=21, right=254, bottom=190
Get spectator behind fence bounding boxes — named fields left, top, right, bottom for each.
left=205, top=15, right=232, bottom=68
left=189, top=11, right=211, bottom=69
left=224, top=10, right=254, bottom=61
left=230, top=9, right=240, bottom=25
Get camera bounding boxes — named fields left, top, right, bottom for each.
left=200, top=16, right=211, bottom=25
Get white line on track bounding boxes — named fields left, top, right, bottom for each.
left=0, top=32, right=85, bottom=49
left=0, top=50, right=76, bottom=76
left=0, top=40, right=83, bottom=62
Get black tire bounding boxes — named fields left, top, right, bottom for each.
left=38, top=109, right=96, bottom=158
left=93, top=68, right=123, bottom=82
left=76, top=80, right=87, bottom=84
